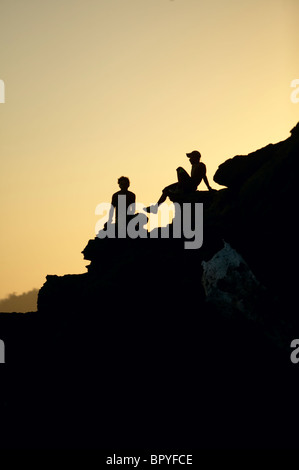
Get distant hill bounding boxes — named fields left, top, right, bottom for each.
left=0, top=288, right=38, bottom=313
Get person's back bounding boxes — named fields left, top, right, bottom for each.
left=144, top=150, right=214, bottom=213
left=191, top=161, right=206, bottom=187
left=109, top=176, right=136, bottom=225
left=112, top=189, right=135, bottom=222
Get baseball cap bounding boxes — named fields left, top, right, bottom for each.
left=186, top=150, right=201, bottom=159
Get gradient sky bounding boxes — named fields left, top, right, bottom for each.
left=0, top=0, right=298, bottom=303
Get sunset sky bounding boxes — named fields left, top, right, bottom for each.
left=0, top=0, right=298, bottom=306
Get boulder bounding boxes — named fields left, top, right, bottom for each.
left=201, top=241, right=264, bottom=318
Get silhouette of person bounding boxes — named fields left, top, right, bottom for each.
left=145, top=151, right=214, bottom=213
left=107, top=176, right=136, bottom=227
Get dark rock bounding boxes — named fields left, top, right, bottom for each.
left=213, top=142, right=285, bottom=189
left=201, top=241, right=265, bottom=319
left=1, top=122, right=299, bottom=449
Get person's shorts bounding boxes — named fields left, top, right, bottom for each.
left=163, top=179, right=197, bottom=195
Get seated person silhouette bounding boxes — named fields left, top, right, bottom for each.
left=145, top=150, right=214, bottom=213
left=106, top=176, right=136, bottom=228
left=101, top=176, right=148, bottom=238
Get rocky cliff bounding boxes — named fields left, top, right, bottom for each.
left=1, top=123, right=298, bottom=449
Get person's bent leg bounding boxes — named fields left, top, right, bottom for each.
left=157, top=192, right=167, bottom=205
left=144, top=183, right=178, bottom=213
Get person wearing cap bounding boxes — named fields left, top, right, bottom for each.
left=145, top=150, right=214, bottom=213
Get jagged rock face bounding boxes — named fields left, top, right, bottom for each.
left=208, top=123, right=299, bottom=294
left=213, top=142, right=284, bottom=189
left=37, top=123, right=298, bottom=327
left=1, top=123, right=299, bottom=449
left=290, top=121, right=299, bottom=137
left=213, top=122, right=299, bottom=192
left=201, top=241, right=264, bottom=318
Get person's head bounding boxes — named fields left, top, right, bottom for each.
left=186, top=150, right=201, bottom=164
left=118, top=176, right=130, bottom=190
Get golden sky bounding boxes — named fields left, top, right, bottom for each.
left=0, top=0, right=298, bottom=303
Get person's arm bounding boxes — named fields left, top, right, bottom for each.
left=107, top=204, right=114, bottom=224
left=104, top=203, right=114, bottom=231
left=107, top=195, right=116, bottom=224
left=127, top=193, right=136, bottom=216
left=203, top=174, right=214, bottom=191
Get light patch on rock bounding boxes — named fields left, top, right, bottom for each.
left=201, top=241, right=264, bottom=318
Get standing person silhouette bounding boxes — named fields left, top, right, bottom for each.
left=145, top=150, right=214, bottom=213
